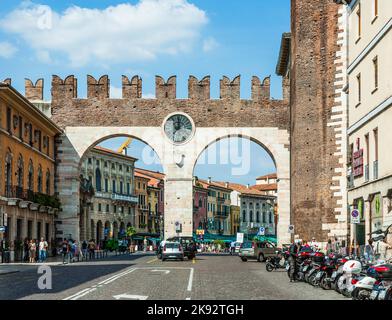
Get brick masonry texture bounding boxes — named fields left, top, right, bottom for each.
left=50, top=75, right=290, bottom=130
left=290, top=0, right=343, bottom=241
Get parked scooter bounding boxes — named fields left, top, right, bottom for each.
left=266, top=250, right=289, bottom=272
left=336, top=259, right=363, bottom=297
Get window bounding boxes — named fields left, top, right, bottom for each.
left=114, top=205, right=117, bottom=213
left=96, top=160, right=100, bottom=166
left=19, top=116, right=23, bottom=140
left=263, top=212, right=266, bottom=224
left=374, top=128, right=378, bottom=161
left=106, top=204, right=109, bottom=212
left=104, top=161, right=108, bottom=168
left=269, top=212, right=273, bottom=224
left=112, top=180, right=116, bottom=193
left=28, top=160, right=34, bottom=191
left=98, top=203, right=102, bottom=212
left=120, top=181, right=123, bottom=194
left=356, top=73, right=361, bottom=105
left=249, top=211, right=253, bottom=222
left=138, top=182, right=141, bottom=189
left=373, top=56, right=378, bottom=91
left=46, top=170, right=50, bottom=195
left=17, top=155, right=24, bottom=189
left=365, top=134, right=369, bottom=165
left=127, top=166, right=130, bottom=172
left=119, top=165, right=122, bottom=171
left=256, top=212, right=260, bottom=223
left=112, top=163, right=115, bottom=170
left=356, top=5, right=361, bottom=39
left=95, top=168, right=102, bottom=191
left=37, top=165, right=43, bottom=193
left=199, top=199, right=203, bottom=208
left=105, top=179, right=108, bottom=192
left=88, top=158, right=92, bottom=164
left=242, top=210, right=246, bottom=222
left=6, top=107, right=11, bottom=133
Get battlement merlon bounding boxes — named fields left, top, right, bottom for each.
left=47, top=75, right=289, bottom=102
left=25, top=78, right=44, bottom=101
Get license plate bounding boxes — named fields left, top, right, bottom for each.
left=378, top=290, right=386, bottom=300
left=315, top=271, right=323, bottom=280
left=331, top=271, right=337, bottom=280
left=370, top=291, right=379, bottom=300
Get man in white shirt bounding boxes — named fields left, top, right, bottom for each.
left=309, top=237, right=320, bottom=251
left=39, top=237, right=48, bottom=262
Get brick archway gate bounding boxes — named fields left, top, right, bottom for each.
left=50, top=74, right=290, bottom=245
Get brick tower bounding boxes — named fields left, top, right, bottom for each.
left=290, top=0, right=347, bottom=242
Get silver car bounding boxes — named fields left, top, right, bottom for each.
left=162, top=241, right=184, bottom=261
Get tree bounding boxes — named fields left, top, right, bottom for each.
left=126, top=226, right=137, bottom=238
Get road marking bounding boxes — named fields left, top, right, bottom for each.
left=63, top=268, right=136, bottom=300
left=186, top=297, right=191, bottom=300
left=147, top=258, right=158, bottom=264
left=151, top=269, right=170, bottom=274
left=113, top=294, right=148, bottom=300
left=187, top=268, right=194, bottom=292
left=192, top=258, right=195, bottom=264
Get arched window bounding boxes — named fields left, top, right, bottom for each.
left=5, top=150, right=12, bottom=197
left=256, top=211, right=260, bottom=223
left=249, top=211, right=253, bottom=222
left=269, top=212, right=273, bottom=224
left=37, top=165, right=43, bottom=193
left=46, top=170, right=51, bottom=195
left=95, top=168, right=102, bottom=192
left=263, top=212, right=266, bottom=224
left=242, top=210, right=246, bottom=222
left=16, top=154, right=23, bottom=186
left=28, top=160, right=34, bottom=192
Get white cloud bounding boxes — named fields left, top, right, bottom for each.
left=0, top=0, right=208, bottom=67
left=202, top=37, right=219, bottom=52
left=0, top=41, right=18, bottom=58
left=142, top=93, right=155, bottom=99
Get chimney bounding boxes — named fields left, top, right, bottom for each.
left=246, top=184, right=250, bottom=189
left=225, top=182, right=229, bottom=188
left=208, top=177, right=211, bottom=184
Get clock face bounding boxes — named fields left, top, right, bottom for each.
left=164, top=114, right=193, bottom=144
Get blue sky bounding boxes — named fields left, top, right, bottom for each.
left=0, top=0, right=289, bottom=184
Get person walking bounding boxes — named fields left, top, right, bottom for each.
left=364, top=239, right=375, bottom=262
left=230, top=241, right=235, bottom=255
left=38, top=237, right=48, bottom=263
left=88, top=239, right=95, bottom=260
left=62, top=239, right=69, bottom=264
left=82, top=240, right=88, bottom=260
left=23, top=238, right=29, bottom=262
left=288, top=240, right=301, bottom=282
left=325, top=239, right=333, bottom=255
left=29, top=240, right=37, bottom=263
left=332, top=237, right=340, bottom=253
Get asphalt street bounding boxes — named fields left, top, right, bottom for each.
left=0, top=253, right=348, bottom=300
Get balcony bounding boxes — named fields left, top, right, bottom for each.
left=111, top=193, right=138, bottom=204
left=138, top=204, right=149, bottom=211
left=215, top=211, right=229, bottom=218
left=217, top=196, right=226, bottom=203
left=3, top=185, right=60, bottom=210
left=373, top=160, right=378, bottom=180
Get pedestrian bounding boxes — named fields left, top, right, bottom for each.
left=82, top=240, right=88, bottom=260
left=364, top=239, right=375, bottom=262
left=62, top=239, right=69, bottom=264
left=23, top=238, right=29, bottom=262
left=72, top=241, right=79, bottom=262
left=38, top=237, right=48, bottom=262
left=143, top=237, right=147, bottom=252
left=88, top=239, right=95, bottom=260
left=230, top=241, right=235, bottom=255
left=332, top=237, right=340, bottom=253
left=288, top=240, right=301, bottom=282
left=310, top=237, right=319, bottom=251
left=29, top=239, right=37, bottom=263
left=325, top=239, right=333, bottom=255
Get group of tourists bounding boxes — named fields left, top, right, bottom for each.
left=23, top=237, right=49, bottom=263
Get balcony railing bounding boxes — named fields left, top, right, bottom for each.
left=373, top=160, right=378, bottom=180
left=217, top=197, right=226, bottom=203
left=365, top=164, right=369, bottom=182
left=3, top=185, right=60, bottom=208
left=215, top=211, right=229, bottom=218
left=111, top=193, right=138, bottom=204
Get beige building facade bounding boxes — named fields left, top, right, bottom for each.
left=345, top=0, right=392, bottom=245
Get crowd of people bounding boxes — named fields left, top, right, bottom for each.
left=22, top=237, right=51, bottom=263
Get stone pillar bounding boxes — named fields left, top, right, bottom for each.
left=164, top=178, right=193, bottom=239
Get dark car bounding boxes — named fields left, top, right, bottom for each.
left=166, top=236, right=197, bottom=260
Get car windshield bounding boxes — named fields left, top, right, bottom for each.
left=241, top=242, right=253, bottom=248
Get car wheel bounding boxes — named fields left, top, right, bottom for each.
left=257, top=254, right=265, bottom=262
left=241, top=257, right=247, bottom=262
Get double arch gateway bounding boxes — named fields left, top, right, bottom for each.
left=51, top=74, right=290, bottom=245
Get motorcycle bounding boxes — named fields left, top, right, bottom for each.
left=266, top=251, right=288, bottom=272
left=336, top=259, right=363, bottom=297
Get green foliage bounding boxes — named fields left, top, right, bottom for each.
left=34, top=193, right=61, bottom=209
left=106, top=239, right=119, bottom=251
left=213, top=239, right=225, bottom=247
left=126, top=226, right=137, bottom=238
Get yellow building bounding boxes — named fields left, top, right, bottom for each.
left=134, top=172, right=149, bottom=233
left=230, top=205, right=240, bottom=235
left=0, top=82, right=62, bottom=259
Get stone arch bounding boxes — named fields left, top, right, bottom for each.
left=190, top=128, right=290, bottom=245
left=113, top=221, right=119, bottom=239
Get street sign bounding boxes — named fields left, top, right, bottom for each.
left=236, top=232, right=244, bottom=243
left=351, top=209, right=360, bottom=224
left=0, top=226, right=5, bottom=233
left=257, top=227, right=265, bottom=236
left=288, top=225, right=294, bottom=234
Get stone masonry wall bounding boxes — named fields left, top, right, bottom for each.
left=290, top=0, right=344, bottom=242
